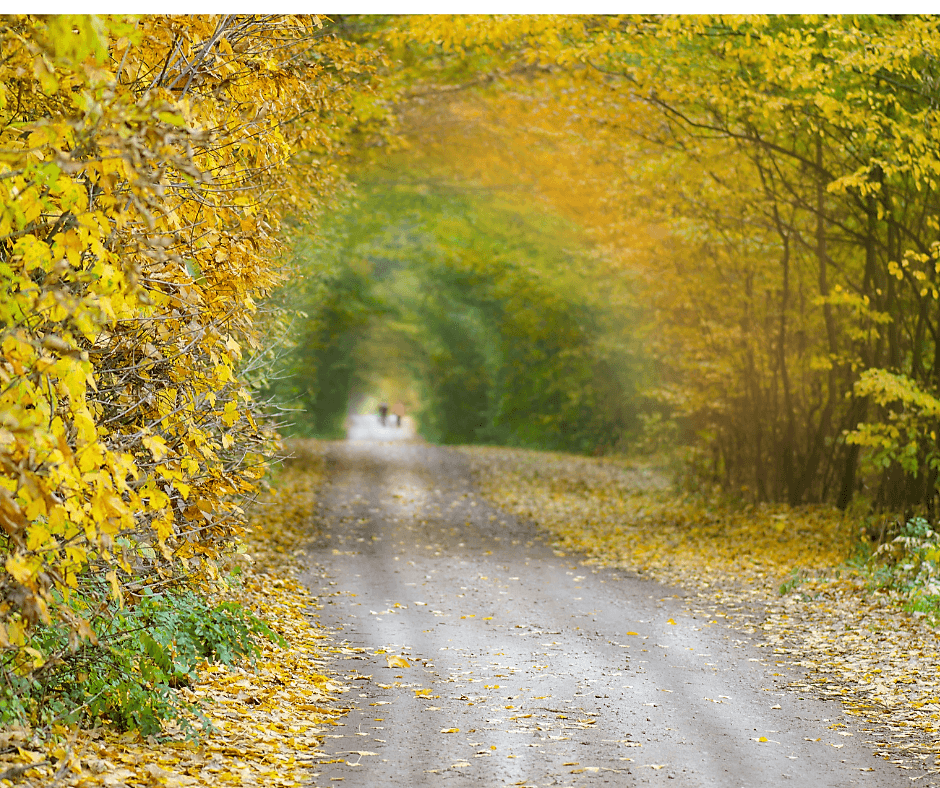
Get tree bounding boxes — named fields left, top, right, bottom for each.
left=271, top=173, right=648, bottom=452
left=377, top=13, right=940, bottom=512
left=0, top=14, right=385, bottom=719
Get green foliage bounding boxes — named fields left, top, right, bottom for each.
left=271, top=174, right=651, bottom=453
left=0, top=587, right=281, bottom=738
left=778, top=568, right=808, bottom=596
left=264, top=231, right=383, bottom=438
left=855, top=515, right=940, bottom=619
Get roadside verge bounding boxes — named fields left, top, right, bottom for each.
left=0, top=439, right=340, bottom=788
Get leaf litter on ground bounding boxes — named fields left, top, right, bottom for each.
left=456, top=444, right=940, bottom=780
left=0, top=439, right=348, bottom=788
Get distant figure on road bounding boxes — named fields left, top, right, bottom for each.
left=392, top=401, right=405, bottom=427
left=379, top=402, right=388, bottom=426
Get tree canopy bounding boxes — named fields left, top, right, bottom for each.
left=270, top=174, right=648, bottom=452
left=371, top=14, right=940, bottom=514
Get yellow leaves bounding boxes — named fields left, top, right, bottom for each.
left=224, top=335, right=242, bottom=359
left=25, top=519, right=53, bottom=552
left=157, top=110, right=187, bottom=128
left=5, top=618, right=26, bottom=647
left=140, top=482, right=170, bottom=512
left=45, top=15, right=110, bottom=65
left=50, top=355, right=93, bottom=405
left=0, top=11, right=383, bottom=696
left=462, top=443, right=850, bottom=599
left=441, top=727, right=460, bottom=733
left=5, top=553, right=38, bottom=586
left=386, top=12, right=940, bottom=511
left=385, top=654, right=410, bottom=669
left=73, top=409, right=98, bottom=446
left=142, top=434, right=169, bottom=461
left=105, top=570, right=122, bottom=603
left=214, top=363, right=234, bottom=385
left=221, top=400, right=240, bottom=428
left=32, top=54, right=59, bottom=95
left=0, top=453, right=343, bottom=783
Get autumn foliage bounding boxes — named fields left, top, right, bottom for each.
left=9, top=9, right=940, bottom=744
left=380, top=14, right=940, bottom=514
left=0, top=14, right=382, bottom=720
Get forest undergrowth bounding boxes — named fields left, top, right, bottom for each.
left=458, top=444, right=940, bottom=778
left=0, top=440, right=341, bottom=788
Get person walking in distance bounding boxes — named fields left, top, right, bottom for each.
left=379, top=401, right=388, bottom=426
left=392, top=401, right=405, bottom=427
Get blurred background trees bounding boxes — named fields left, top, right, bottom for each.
left=268, top=176, right=649, bottom=451
left=354, top=14, right=940, bottom=516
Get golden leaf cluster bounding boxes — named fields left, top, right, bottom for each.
left=0, top=15, right=384, bottom=681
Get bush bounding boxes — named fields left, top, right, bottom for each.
left=0, top=15, right=385, bottom=712
left=859, top=515, right=940, bottom=618
left=1, top=586, right=283, bottom=738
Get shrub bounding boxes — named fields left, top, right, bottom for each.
left=1, top=585, right=283, bottom=737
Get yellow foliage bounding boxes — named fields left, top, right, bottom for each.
left=0, top=437, right=347, bottom=787
left=0, top=15, right=386, bottom=674
left=383, top=14, right=940, bottom=510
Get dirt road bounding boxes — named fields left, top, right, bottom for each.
left=300, top=416, right=905, bottom=786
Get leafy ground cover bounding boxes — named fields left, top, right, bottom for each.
left=0, top=440, right=341, bottom=788
left=457, top=444, right=940, bottom=778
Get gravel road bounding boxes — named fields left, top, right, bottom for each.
left=300, top=416, right=906, bottom=787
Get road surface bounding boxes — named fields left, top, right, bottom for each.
left=299, top=415, right=905, bottom=786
